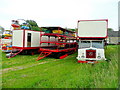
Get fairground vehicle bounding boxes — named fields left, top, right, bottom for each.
left=1, top=39, right=12, bottom=52
left=6, top=19, right=44, bottom=58
left=3, top=30, right=12, bottom=37
left=37, top=27, right=77, bottom=60
left=6, top=29, right=45, bottom=58
left=76, top=19, right=108, bottom=63
left=6, top=20, right=77, bottom=59
left=2, top=30, right=12, bottom=53
left=11, top=29, right=43, bottom=55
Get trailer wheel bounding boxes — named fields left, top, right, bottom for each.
left=20, top=50, right=28, bottom=55
left=28, top=50, right=35, bottom=55
left=31, top=52, right=34, bottom=55
left=55, top=53, right=62, bottom=59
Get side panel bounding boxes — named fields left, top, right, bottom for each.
left=50, top=37, right=56, bottom=41
left=12, top=30, right=23, bottom=47
left=49, top=37, right=56, bottom=46
left=96, top=49, right=106, bottom=59
left=78, top=20, right=107, bottom=38
left=2, top=39, right=12, bottom=44
left=31, top=32, right=40, bottom=47
left=70, top=40, right=74, bottom=43
left=77, top=49, right=86, bottom=59
left=41, top=36, right=49, bottom=46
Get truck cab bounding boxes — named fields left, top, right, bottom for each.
left=76, top=19, right=108, bottom=63
left=77, top=39, right=106, bottom=62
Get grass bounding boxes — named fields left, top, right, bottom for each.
left=1, top=45, right=119, bottom=88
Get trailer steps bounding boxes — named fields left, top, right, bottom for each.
left=59, top=49, right=76, bottom=59
left=6, top=49, right=23, bottom=58
left=36, top=52, right=52, bottom=61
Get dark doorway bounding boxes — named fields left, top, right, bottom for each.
left=27, top=33, right=31, bottom=47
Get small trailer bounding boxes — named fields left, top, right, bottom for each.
left=37, top=27, right=77, bottom=60
left=76, top=19, right=108, bottom=63
left=7, top=29, right=43, bottom=58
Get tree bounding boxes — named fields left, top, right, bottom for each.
left=26, top=20, right=38, bottom=27
left=108, top=28, right=114, bottom=31
left=26, top=20, right=40, bottom=31
left=69, top=29, right=76, bottom=32
left=66, top=28, right=76, bottom=32
left=0, top=26, right=4, bottom=38
left=0, top=26, right=5, bottom=34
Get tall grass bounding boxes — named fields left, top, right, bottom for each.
left=2, top=45, right=118, bottom=88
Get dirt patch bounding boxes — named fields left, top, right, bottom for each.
left=1, top=60, right=58, bottom=74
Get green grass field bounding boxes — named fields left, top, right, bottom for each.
left=1, top=45, right=118, bottom=88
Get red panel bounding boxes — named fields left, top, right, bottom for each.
left=2, top=46, right=7, bottom=50
left=40, top=46, right=57, bottom=48
left=78, top=60, right=88, bottom=63
left=86, top=50, right=96, bottom=58
left=41, top=33, right=76, bottom=38
left=11, top=24, right=20, bottom=27
left=40, top=41, right=77, bottom=45
left=23, top=30, right=25, bottom=47
left=4, top=37, right=12, bottom=39
left=78, top=60, right=98, bottom=64
left=40, top=47, right=77, bottom=52
left=12, top=46, right=40, bottom=50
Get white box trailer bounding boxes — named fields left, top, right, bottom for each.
left=12, top=29, right=41, bottom=49
left=77, top=19, right=108, bottom=38
left=11, top=29, right=57, bottom=55
left=11, top=29, right=42, bottom=55
left=76, top=19, right=108, bottom=63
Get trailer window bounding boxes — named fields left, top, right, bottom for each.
left=79, top=41, right=91, bottom=48
left=92, top=41, right=103, bottom=49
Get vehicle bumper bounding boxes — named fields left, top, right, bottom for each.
left=77, top=57, right=106, bottom=63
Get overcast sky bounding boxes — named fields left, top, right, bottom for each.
left=0, top=0, right=119, bottom=31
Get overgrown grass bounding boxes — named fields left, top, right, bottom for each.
left=2, top=45, right=118, bottom=88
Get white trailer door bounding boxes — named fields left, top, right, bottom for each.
left=31, top=31, right=40, bottom=47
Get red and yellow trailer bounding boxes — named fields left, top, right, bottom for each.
left=37, top=27, right=78, bottom=60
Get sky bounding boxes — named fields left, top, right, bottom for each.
left=0, top=0, right=119, bottom=31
